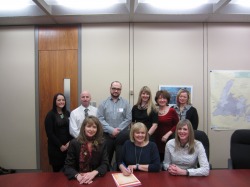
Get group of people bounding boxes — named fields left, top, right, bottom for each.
left=45, top=81, right=209, bottom=185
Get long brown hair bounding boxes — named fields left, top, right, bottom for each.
left=77, top=116, right=104, bottom=149
left=175, top=119, right=195, bottom=154
left=52, top=93, right=67, bottom=114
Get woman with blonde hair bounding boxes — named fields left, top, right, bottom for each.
left=132, top=86, right=158, bottom=141
left=118, top=122, right=160, bottom=176
left=163, top=119, right=209, bottom=176
left=173, top=89, right=199, bottom=130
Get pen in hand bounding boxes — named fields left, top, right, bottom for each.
left=121, top=163, right=132, bottom=175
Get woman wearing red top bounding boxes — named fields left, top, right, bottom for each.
left=154, top=90, right=179, bottom=161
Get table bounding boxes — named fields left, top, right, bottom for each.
left=0, top=170, right=250, bottom=187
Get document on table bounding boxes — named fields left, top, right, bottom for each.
left=112, top=173, right=141, bottom=187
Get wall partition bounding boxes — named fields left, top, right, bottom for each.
left=0, top=26, right=36, bottom=169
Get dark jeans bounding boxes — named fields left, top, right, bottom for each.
left=104, top=127, right=130, bottom=168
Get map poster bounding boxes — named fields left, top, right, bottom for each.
left=159, top=85, right=193, bottom=107
left=210, top=70, right=250, bottom=130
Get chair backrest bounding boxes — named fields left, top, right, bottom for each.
left=230, top=129, right=250, bottom=169
left=194, top=130, right=210, bottom=161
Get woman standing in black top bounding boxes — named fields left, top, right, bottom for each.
left=45, top=93, right=72, bottom=172
left=132, top=86, right=158, bottom=141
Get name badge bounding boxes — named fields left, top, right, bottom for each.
left=118, top=108, right=124, bottom=112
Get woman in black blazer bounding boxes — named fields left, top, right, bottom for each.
left=45, top=93, right=72, bottom=172
left=64, top=116, right=109, bottom=185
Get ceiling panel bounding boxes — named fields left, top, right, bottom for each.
left=1, top=0, right=250, bottom=26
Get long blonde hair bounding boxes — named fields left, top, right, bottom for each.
left=175, top=119, right=195, bottom=154
left=135, top=86, right=156, bottom=116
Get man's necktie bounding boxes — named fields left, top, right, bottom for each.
left=84, top=108, right=89, bottom=117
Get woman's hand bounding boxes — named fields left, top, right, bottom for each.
left=162, top=131, right=173, bottom=142
left=168, top=164, right=187, bottom=176
left=120, top=164, right=132, bottom=176
left=128, top=165, right=136, bottom=173
left=65, top=142, right=70, bottom=149
left=60, top=142, right=70, bottom=152
left=161, top=134, right=170, bottom=142
left=60, top=145, right=67, bottom=152
left=76, top=171, right=98, bottom=184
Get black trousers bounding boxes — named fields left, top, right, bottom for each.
left=104, top=127, right=130, bottom=167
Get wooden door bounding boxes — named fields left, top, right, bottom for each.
left=38, top=26, right=79, bottom=171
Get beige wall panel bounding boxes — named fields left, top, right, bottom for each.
left=0, top=26, right=36, bottom=169
left=133, top=23, right=205, bottom=128
left=207, top=23, right=250, bottom=168
left=81, top=24, right=130, bottom=106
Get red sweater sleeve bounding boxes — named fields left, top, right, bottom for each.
left=169, top=108, right=179, bottom=133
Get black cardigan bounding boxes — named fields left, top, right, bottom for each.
left=185, top=106, right=199, bottom=130
left=172, top=106, right=199, bottom=130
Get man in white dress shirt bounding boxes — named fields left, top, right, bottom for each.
left=69, top=91, right=97, bottom=138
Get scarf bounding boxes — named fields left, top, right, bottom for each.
left=79, top=142, right=92, bottom=172
left=138, top=103, right=148, bottom=110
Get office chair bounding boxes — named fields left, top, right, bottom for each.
left=228, top=129, right=250, bottom=169
left=194, top=130, right=211, bottom=169
left=194, top=130, right=209, bottom=160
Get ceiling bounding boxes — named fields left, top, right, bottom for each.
left=1, top=0, right=250, bottom=26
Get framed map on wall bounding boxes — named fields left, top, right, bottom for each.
left=159, top=85, right=193, bottom=107
left=210, top=70, right=250, bottom=130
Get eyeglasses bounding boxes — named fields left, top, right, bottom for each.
left=111, top=87, right=121, bottom=91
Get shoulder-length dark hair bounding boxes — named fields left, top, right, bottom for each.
left=155, top=90, right=171, bottom=105
left=77, top=116, right=104, bottom=148
left=52, top=93, right=67, bottom=113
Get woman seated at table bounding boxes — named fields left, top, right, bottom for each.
left=163, top=119, right=209, bottom=177
left=64, top=116, right=109, bottom=184
left=118, top=122, right=161, bottom=176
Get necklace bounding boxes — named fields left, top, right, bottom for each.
left=180, top=105, right=185, bottom=112
left=159, top=106, right=169, bottom=115
left=138, top=103, right=148, bottom=110
left=135, top=145, right=143, bottom=165
left=60, top=113, right=64, bottom=119
left=158, top=110, right=166, bottom=115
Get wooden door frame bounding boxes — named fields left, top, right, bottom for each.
left=35, top=25, right=81, bottom=171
